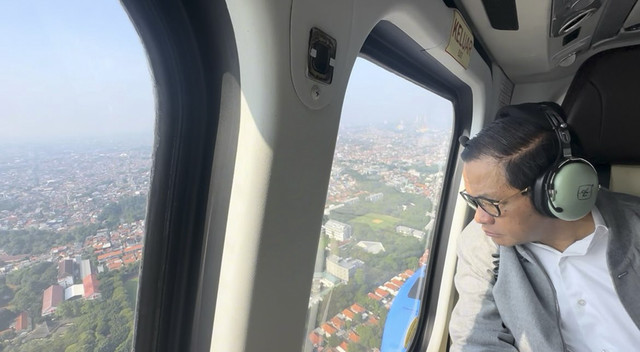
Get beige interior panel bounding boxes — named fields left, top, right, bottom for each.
left=609, top=165, right=640, bottom=197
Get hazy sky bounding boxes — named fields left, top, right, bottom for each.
left=0, top=2, right=452, bottom=144
left=342, top=58, right=453, bottom=130
left=0, top=1, right=155, bottom=143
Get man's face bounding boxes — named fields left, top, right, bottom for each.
left=462, top=156, right=550, bottom=247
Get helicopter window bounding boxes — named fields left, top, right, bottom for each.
left=0, top=1, right=153, bottom=351
left=303, top=57, right=453, bottom=352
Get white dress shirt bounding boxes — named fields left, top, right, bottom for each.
left=526, top=207, right=640, bottom=352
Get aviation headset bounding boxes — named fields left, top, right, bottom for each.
left=531, top=103, right=599, bottom=221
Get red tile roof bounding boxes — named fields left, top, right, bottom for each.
left=124, top=243, right=143, bottom=253
left=419, top=249, right=430, bottom=265
left=384, top=282, right=400, bottom=291
left=107, top=261, right=123, bottom=271
left=122, top=254, right=137, bottom=265
left=83, top=274, right=100, bottom=299
left=350, top=303, right=365, bottom=314
left=41, top=285, right=64, bottom=315
left=341, top=308, right=355, bottom=319
left=339, top=341, right=349, bottom=351
left=321, top=322, right=337, bottom=335
left=97, top=249, right=123, bottom=261
left=348, top=330, right=360, bottom=343
left=331, top=316, right=345, bottom=329
left=368, top=292, right=382, bottom=301
left=14, top=312, right=28, bottom=331
left=308, top=331, right=323, bottom=345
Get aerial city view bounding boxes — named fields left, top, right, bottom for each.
left=0, top=139, right=152, bottom=352
left=305, top=118, right=452, bottom=352
left=0, top=1, right=154, bottom=349
left=0, top=114, right=451, bottom=352
left=0, top=2, right=452, bottom=350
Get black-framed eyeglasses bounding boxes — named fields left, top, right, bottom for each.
left=459, top=187, right=530, bottom=217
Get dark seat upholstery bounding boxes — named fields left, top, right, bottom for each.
left=562, top=45, right=640, bottom=195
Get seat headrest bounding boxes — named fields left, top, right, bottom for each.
left=562, top=45, right=640, bottom=165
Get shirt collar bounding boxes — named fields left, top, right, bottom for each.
left=591, top=205, right=608, bottom=232
left=528, top=206, right=609, bottom=256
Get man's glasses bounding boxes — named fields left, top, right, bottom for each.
left=459, top=187, right=530, bottom=217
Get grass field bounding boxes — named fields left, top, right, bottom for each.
left=350, top=213, right=401, bottom=230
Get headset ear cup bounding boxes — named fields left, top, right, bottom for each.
left=532, top=169, right=555, bottom=217
left=547, top=159, right=599, bottom=221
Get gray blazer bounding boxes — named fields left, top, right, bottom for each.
left=449, top=189, right=640, bottom=351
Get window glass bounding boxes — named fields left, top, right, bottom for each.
left=0, top=1, right=153, bottom=351
left=303, top=58, right=453, bottom=352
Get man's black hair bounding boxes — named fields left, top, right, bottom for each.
left=460, top=102, right=567, bottom=190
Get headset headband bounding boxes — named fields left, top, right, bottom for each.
left=542, top=105, right=573, bottom=159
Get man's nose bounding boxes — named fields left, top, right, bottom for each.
left=474, top=206, right=495, bottom=224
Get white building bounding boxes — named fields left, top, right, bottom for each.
left=324, top=220, right=352, bottom=241
left=356, top=241, right=385, bottom=254
left=64, top=284, right=85, bottom=301
left=324, top=204, right=345, bottom=215
left=343, top=197, right=360, bottom=205
left=80, top=259, right=93, bottom=280
left=396, top=225, right=426, bottom=241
